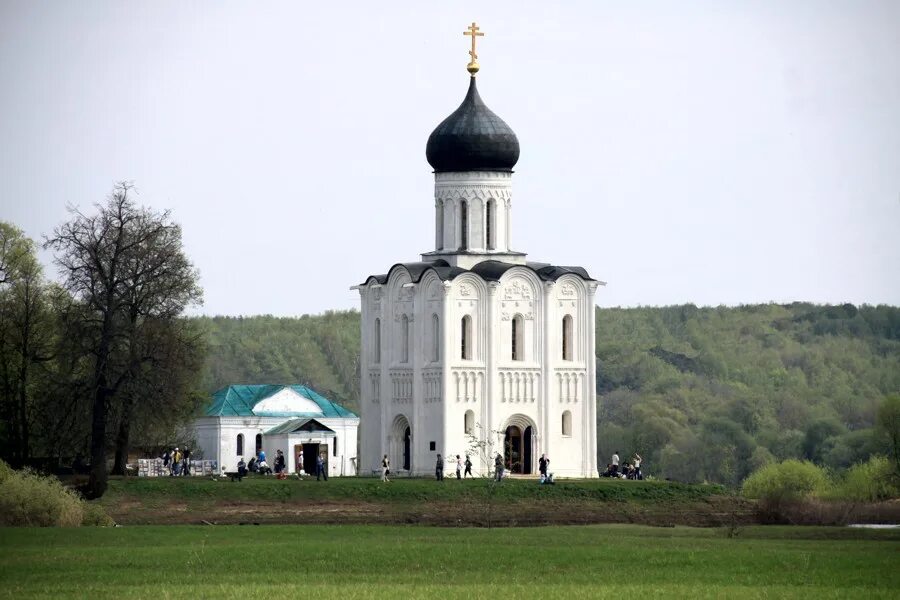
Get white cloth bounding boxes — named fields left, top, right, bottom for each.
left=612, top=454, right=619, bottom=466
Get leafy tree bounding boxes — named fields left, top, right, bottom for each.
left=0, top=223, right=54, bottom=466
left=876, top=394, right=900, bottom=473
left=802, top=418, right=846, bottom=464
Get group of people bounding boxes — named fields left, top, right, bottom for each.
left=380, top=452, right=555, bottom=483
left=601, top=451, right=643, bottom=480
left=433, top=454, right=475, bottom=481
left=161, top=447, right=191, bottom=476
left=236, top=448, right=329, bottom=481
left=380, top=453, right=476, bottom=482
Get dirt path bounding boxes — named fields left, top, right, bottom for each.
left=104, top=496, right=760, bottom=527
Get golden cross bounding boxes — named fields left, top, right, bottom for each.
left=463, top=22, right=484, bottom=74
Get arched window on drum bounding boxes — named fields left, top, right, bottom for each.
left=562, top=314, right=574, bottom=361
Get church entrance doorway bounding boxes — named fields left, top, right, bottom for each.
left=390, top=414, right=412, bottom=474
left=503, top=415, right=536, bottom=474
left=504, top=426, right=533, bottom=474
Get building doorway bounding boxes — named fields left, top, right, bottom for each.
left=299, top=443, right=319, bottom=474
left=403, top=426, right=411, bottom=471
left=391, top=414, right=412, bottom=473
left=504, top=421, right=534, bottom=474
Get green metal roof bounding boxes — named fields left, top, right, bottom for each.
left=204, top=385, right=357, bottom=419
left=265, top=418, right=336, bottom=436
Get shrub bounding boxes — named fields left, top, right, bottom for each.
left=81, top=502, right=115, bottom=527
left=0, top=459, right=14, bottom=483
left=742, top=459, right=830, bottom=507
left=831, top=456, right=900, bottom=502
left=0, top=459, right=109, bottom=527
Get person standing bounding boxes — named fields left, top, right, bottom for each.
left=182, top=448, right=192, bottom=476
left=539, top=453, right=549, bottom=482
left=274, top=450, right=285, bottom=474
left=173, top=447, right=183, bottom=476
left=381, top=455, right=390, bottom=482
left=455, top=455, right=463, bottom=480
left=611, top=450, right=620, bottom=476
left=633, top=453, right=642, bottom=480
left=435, top=454, right=444, bottom=481
left=494, top=453, right=504, bottom=482
left=316, top=452, right=327, bottom=481
left=464, top=454, right=473, bottom=478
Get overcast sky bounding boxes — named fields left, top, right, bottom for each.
left=1, top=1, right=898, bottom=316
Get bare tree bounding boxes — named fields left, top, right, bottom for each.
left=45, top=183, right=202, bottom=497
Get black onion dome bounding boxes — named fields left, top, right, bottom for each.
left=426, top=77, right=520, bottom=173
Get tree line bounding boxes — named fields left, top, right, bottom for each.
left=0, top=184, right=203, bottom=498
left=197, top=304, right=899, bottom=485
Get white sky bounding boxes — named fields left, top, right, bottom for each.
left=1, top=1, right=898, bottom=316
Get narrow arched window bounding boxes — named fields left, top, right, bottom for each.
left=374, top=318, right=381, bottom=363
left=460, top=201, right=468, bottom=250
left=255, top=433, right=262, bottom=453
left=486, top=199, right=495, bottom=250
left=401, top=314, right=409, bottom=363
left=464, top=410, right=475, bottom=435
left=461, top=315, right=472, bottom=360
left=562, top=411, right=572, bottom=436
left=432, top=314, right=440, bottom=362
left=236, top=434, right=244, bottom=456
left=436, top=201, right=443, bottom=249
left=562, top=315, right=573, bottom=361
left=512, top=314, right=524, bottom=361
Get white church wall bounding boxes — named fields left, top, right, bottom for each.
left=359, top=278, right=384, bottom=474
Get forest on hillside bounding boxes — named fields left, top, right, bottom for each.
left=196, top=304, right=900, bottom=485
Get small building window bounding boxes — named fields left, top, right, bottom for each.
left=333, top=438, right=338, bottom=457
left=464, top=410, right=475, bottom=435
left=401, top=314, right=409, bottom=363
left=461, top=315, right=472, bottom=360
left=374, top=318, right=381, bottom=363
left=255, top=433, right=263, bottom=453
left=562, top=315, right=573, bottom=361
left=429, top=441, right=436, bottom=451
left=236, top=434, right=244, bottom=456
left=562, top=411, right=572, bottom=436
left=460, top=201, right=468, bottom=250
left=512, top=314, right=524, bottom=361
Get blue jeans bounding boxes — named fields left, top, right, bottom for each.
left=316, top=464, right=327, bottom=480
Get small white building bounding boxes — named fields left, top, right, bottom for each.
left=194, top=385, right=359, bottom=476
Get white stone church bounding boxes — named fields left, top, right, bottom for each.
left=356, top=42, right=601, bottom=477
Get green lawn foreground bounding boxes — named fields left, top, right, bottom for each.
left=1, top=525, right=898, bottom=599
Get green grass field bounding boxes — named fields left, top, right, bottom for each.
left=1, top=524, right=898, bottom=599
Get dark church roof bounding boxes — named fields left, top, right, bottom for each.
left=363, top=260, right=594, bottom=286
left=425, top=77, right=520, bottom=173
